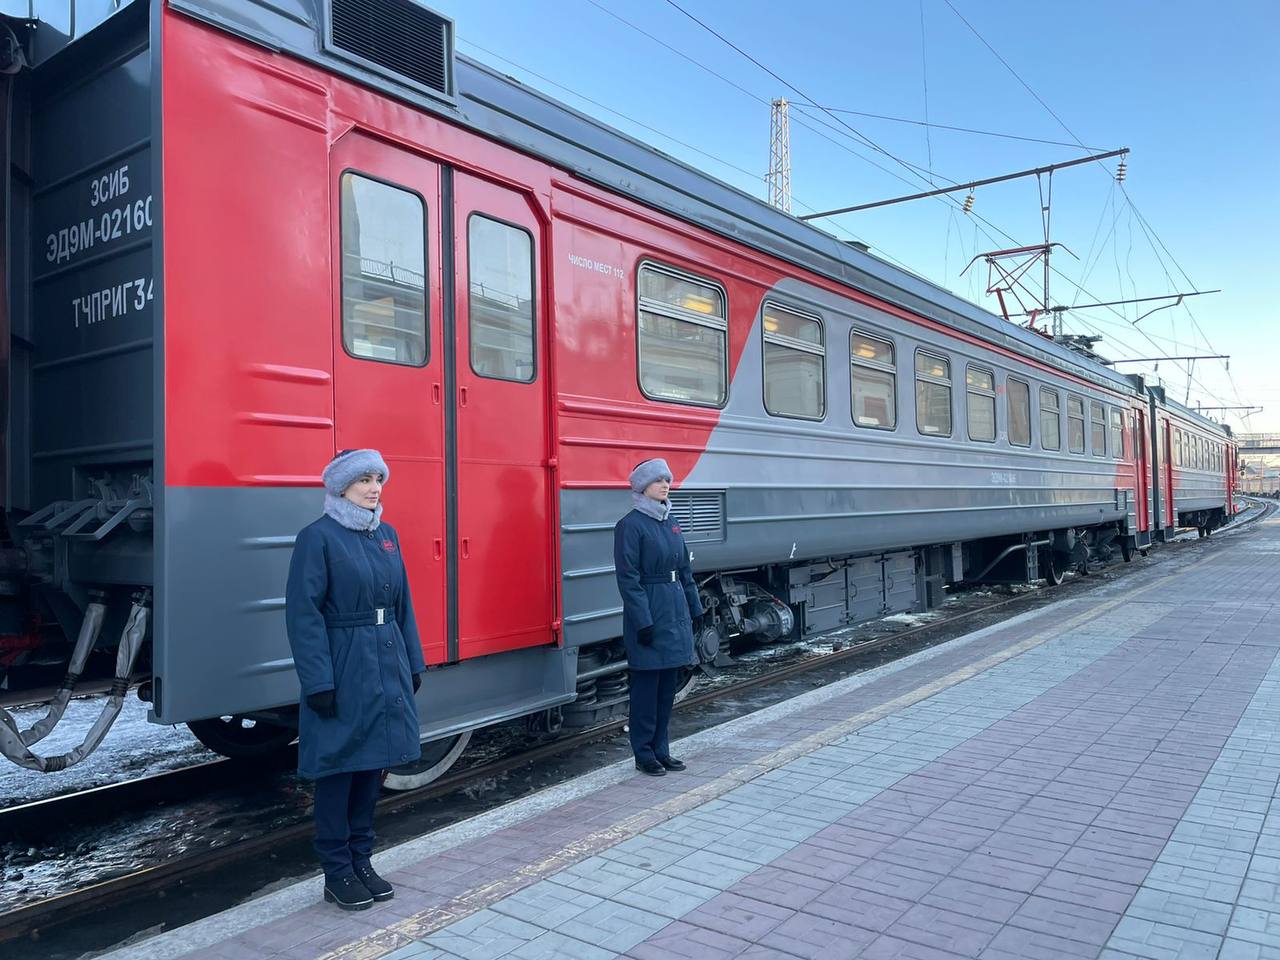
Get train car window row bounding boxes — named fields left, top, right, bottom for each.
left=762, top=301, right=826, bottom=420
left=1172, top=428, right=1225, bottom=471
left=468, top=215, right=536, bottom=382
left=628, top=283, right=1148, bottom=460
left=636, top=262, right=728, bottom=407
left=339, top=173, right=429, bottom=366
left=916, top=352, right=953, bottom=437
left=965, top=365, right=996, bottom=442
left=850, top=331, right=897, bottom=429
left=1007, top=378, right=1031, bottom=448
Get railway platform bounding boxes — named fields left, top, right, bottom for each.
left=110, top=514, right=1280, bottom=960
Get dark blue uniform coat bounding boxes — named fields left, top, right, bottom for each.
left=613, top=508, right=704, bottom=671
left=286, top=516, right=426, bottom=779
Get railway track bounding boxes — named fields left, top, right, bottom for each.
left=2, top=500, right=1273, bottom=948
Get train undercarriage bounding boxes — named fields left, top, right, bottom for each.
left=1, top=502, right=1148, bottom=786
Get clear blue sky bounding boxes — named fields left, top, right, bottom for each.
left=429, top=0, right=1279, bottom=433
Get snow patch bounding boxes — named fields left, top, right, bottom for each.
left=0, top=696, right=215, bottom=808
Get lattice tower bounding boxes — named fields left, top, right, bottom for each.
left=767, top=97, right=792, bottom=214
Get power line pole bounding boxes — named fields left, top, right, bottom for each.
left=767, top=97, right=792, bottom=214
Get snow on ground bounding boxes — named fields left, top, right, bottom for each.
left=0, top=695, right=216, bottom=807
left=879, top=611, right=945, bottom=627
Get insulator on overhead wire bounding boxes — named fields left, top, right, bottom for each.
left=962, top=192, right=975, bottom=214
left=1116, top=160, right=1128, bottom=183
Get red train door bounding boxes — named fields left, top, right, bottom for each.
left=1135, top=408, right=1150, bottom=531
left=452, top=172, right=556, bottom=660
left=1163, top=419, right=1175, bottom=527
left=330, top=133, right=448, bottom=665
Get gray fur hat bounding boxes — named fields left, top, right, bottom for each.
left=629, top=458, right=673, bottom=493
left=322, top=448, right=390, bottom=496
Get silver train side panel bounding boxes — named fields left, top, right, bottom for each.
left=153, top=487, right=576, bottom=728
left=559, top=278, right=1132, bottom=649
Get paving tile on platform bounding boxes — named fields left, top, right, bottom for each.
left=422, top=909, right=544, bottom=960
left=624, top=920, right=755, bottom=960
left=1106, top=915, right=1223, bottom=960
left=757, top=911, right=878, bottom=960
left=557, top=900, right=672, bottom=953
left=613, top=872, right=720, bottom=919
left=885, top=902, right=1003, bottom=955
left=488, top=880, right=606, bottom=929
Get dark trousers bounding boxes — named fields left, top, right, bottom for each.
left=313, top=769, right=381, bottom=880
left=629, top=667, right=678, bottom=764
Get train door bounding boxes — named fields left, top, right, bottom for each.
left=451, top=172, right=556, bottom=660
left=1163, top=419, right=1175, bottom=528
left=330, top=133, right=448, bottom=665
left=1135, top=408, right=1150, bottom=533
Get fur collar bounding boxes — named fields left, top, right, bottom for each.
left=631, top=491, right=670, bottom=522
left=324, top=493, right=382, bottom=531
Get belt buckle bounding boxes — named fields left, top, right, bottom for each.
left=375, top=608, right=386, bottom=626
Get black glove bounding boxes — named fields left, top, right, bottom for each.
left=412, top=673, right=422, bottom=693
left=637, top=625, right=656, bottom=647
left=306, top=689, right=336, bottom=719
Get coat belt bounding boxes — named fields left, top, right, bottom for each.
left=639, top=571, right=679, bottom=584
left=325, top=608, right=390, bottom=627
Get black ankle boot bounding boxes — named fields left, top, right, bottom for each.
left=323, top=874, right=374, bottom=910
left=635, top=758, right=666, bottom=776
left=657, top=756, right=686, bottom=771
left=354, top=861, right=394, bottom=901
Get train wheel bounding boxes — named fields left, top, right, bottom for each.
left=672, top=666, right=699, bottom=705
left=1039, top=547, right=1064, bottom=586
left=187, top=715, right=297, bottom=759
left=382, top=731, right=471, bottom=791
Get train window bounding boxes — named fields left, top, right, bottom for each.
left=637, top=263, right=728, bottom=407
left=1090, top=402, right=1107, bottom=457
left=916, top=352, right=952, bottom=437
left=966, top=366, right=996, bottom=442
left=762, top=302, right=825, bottom=420
left=468, top=215, right=535, bottom=382
left=1008, top=378, right=1031, bottom=447
left=1067, top=397, right=1086, bottom=453
left=1110, top=408, right=1125, bottom=459
left=850, top=331, right=896, bottom=429
left=1039, top=388, right=1061, bottom=450
left=340, top=173, right=428, bottom=366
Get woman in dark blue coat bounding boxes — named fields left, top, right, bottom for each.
left=614, top=458, right=704, bottom=776
left=286, top=448, right=426, bottom=911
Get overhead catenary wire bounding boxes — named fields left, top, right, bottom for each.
left=659, top=0, right=1240, bottom=412
left=456, top=39, right=926, bottom=277
left=802, top=106, right=1109, bottom=150
left=478, top=4, right=1243, bottom=415
left=939, top=0, right=1235, bottom=409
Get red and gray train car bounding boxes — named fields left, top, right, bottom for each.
left=0, top=0, right=1236, bottom=778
